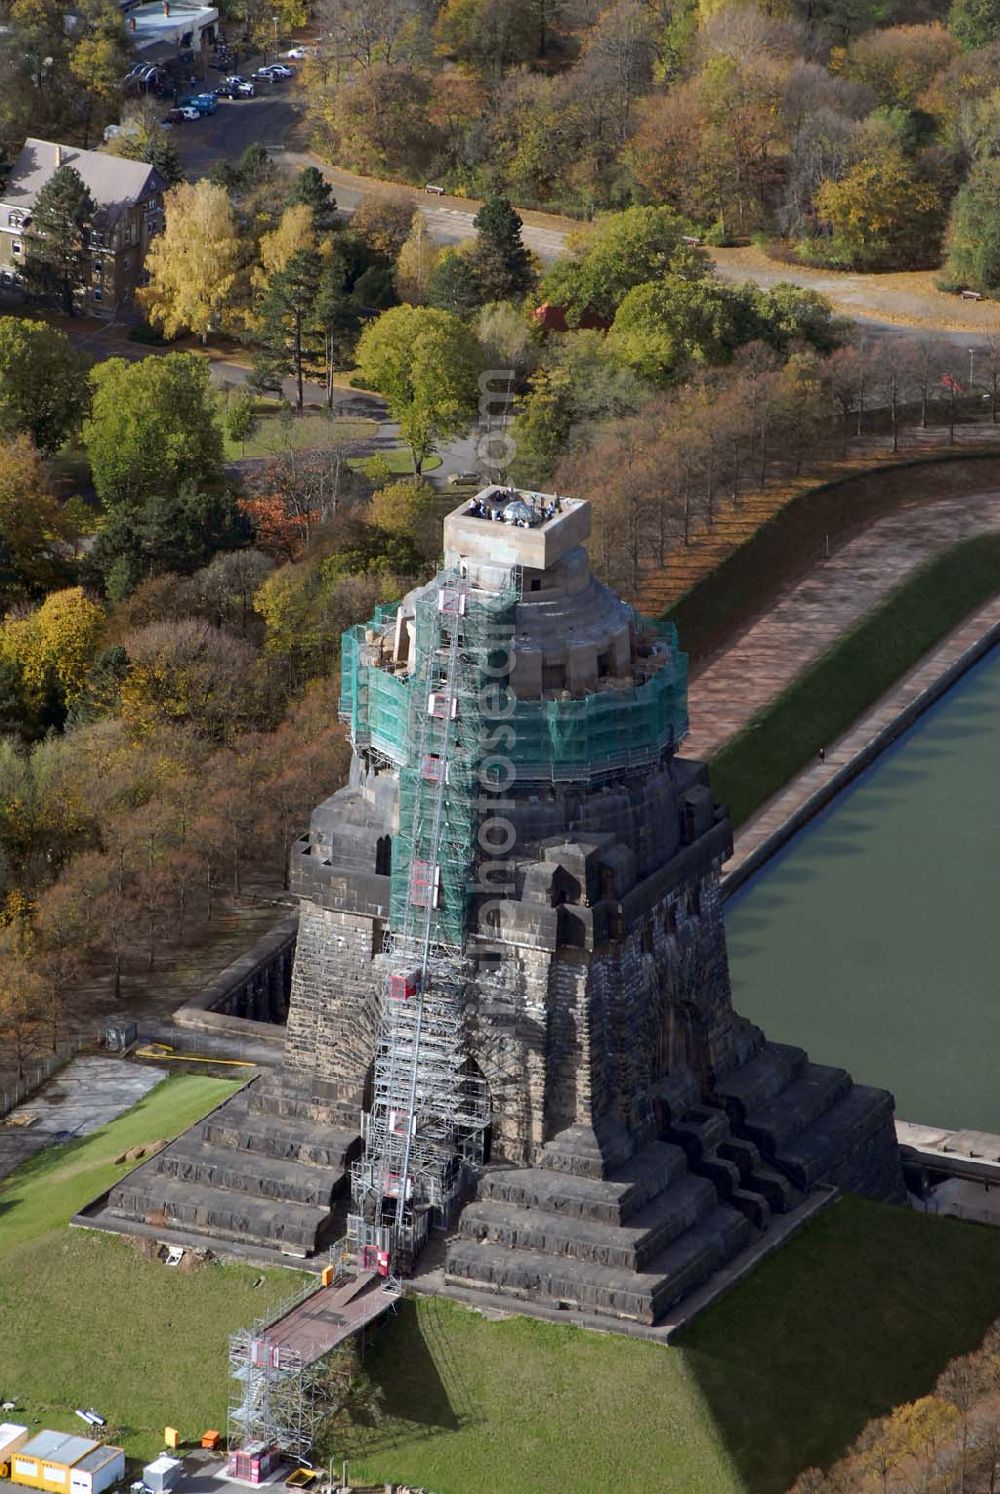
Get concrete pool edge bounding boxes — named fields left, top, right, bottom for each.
left=721, top=592, right=1000, bottom=899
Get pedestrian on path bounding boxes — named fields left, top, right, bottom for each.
left=818, top=746, right=826, bottom=763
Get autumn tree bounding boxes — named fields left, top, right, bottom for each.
left=356, top=305, right=481, bottom=473
left=394, top=213, right=441, bottom=303
left=315, top=0, right=429, bottom=67
left=815, top=149, right=947, bottom=270
left=941, top=156, right=1000, bottom=294
left=435, top=0, right=539, bottom=76
left=107, top=102, right=183, bottom=185
left=0, top=317, right=90, bottom=453
left=319, top=66, right=438, bottom=178
left=22, top=165, right=96, bottom=316
left=352, top=191, right=416, bottom=260
left=0, top=586, right=105, bottom=718
left=0, top=436, right=76, bottom=596
left=119, top=618, right=261, bottom=741
left=141, top=180, right=241, bottom=342
left=69, top=0, right=132, bottom=145
left=539, top=205, right=709, bottom=324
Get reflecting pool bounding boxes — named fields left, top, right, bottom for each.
left=725, top=644, right=1000, bottom=1131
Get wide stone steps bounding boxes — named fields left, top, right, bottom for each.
left=246, top=1075, right=359, bottom=1131
left=458, top=1172, right=717, bottom=1273
left=446, top=1204, right=751, bottom=1324
left=538, top=1119, right=635, bottom=1179
left=712, top=1043, right=807, bottom=1123
left=479, top=1141, right=689, bottom=1225
left=203, top=1101, right=357, bottom=1169
left=777, top=1084, right=897, bottom=1192
left=156, top=1131, right=344, bottom=1208
left=740, top=1062, right=853, bottom=1157
left=107, top=1174, right=333, bottom=1254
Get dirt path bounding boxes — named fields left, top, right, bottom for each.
left=712, top=245, right=1000, bottom=338
left=684, top=487, right=1000, bottom=760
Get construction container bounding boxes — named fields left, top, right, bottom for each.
left=226, top=1442, right=281, bottom=1485
left=141, top=1456, right=182, bottom=1493
left=0, top=1424, right=30, bottom=1476
left=11, top=1432, right=124, bottom=1494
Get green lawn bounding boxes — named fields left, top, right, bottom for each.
left=328, top=1197, right=1000, bottom=1494
left=709, top=533, right=1000, bottom=827
left=0, top=1071, right=301, bottom=1460
left=4, top=1077, right=1000, bottom=1491
left=222, top=412, right=377, bottom=461
left=352, top=450, right=443, bottom=478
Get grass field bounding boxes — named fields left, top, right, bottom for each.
left=222, top=412, right=377, bottom=461
left=327, top=1197, right=1000, bottom=1494
left=0, top=1071, right=301, bottom=1460
left=352, top=450, right=443, bottom=478
left=3, top=1075, right=1000, bottom=1490
left=709, top=533, right=1000, bottom=826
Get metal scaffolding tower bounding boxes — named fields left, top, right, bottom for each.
left=347, top=566, right=519, bottom=1276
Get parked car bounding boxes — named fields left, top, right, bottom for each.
left=448, top=471, right=481, bottom=486
left=193, top=92, right=217, bottom=111
left=284, top=46, right=315, bottom=59
left=178, top=106, right=201, bottom=121
left=226, top=75, right=255, bottom=95
left=265, top=62, right=293, bottom=77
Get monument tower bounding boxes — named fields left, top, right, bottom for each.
left=110, top=490, right=903, bottom=1324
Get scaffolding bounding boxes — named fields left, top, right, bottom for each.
left=340, top=614, right=689, bottom=786
left=226, top=1278, right=331, bottom=1460
left=347, top=567, right=518, bottom=1275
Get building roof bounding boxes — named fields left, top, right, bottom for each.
left=0, top=1424, right=28, bottom=1446
left=144, top=1455, right=182, bottom=1474
left=0, top=139, right=165, bottom=231
left=20, top=1431, right=98, bottom=1466
left=75, top=1445, right=125, bottom=1475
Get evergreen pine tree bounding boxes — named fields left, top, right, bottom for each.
left=427, top=250, right=484, bottom=318
left=471, top=195, right=536, bottom=304
left=24, top=165, right=96, bottom=317
left=290, top=166, right=339, bottom=234
left=250, top=249, right=324, bottom=409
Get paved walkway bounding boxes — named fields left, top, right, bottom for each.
left=684, top=488, right=1000, bottom=761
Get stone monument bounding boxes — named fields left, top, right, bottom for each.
left=108, top=490, right=903, bottom=1324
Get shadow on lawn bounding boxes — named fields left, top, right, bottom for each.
left=672, top=1196, right=1000, bottom=1494
left=346, top=1298, right=470, bottom=1455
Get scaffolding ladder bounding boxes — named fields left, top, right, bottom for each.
left=348, top=568, right=516, bottom=1276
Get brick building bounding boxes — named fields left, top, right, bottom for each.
left=0, top=138, right=167, bottom=317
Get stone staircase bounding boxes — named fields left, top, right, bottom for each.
left=446, top=1041, right=900, bottom=1323
left=107, top=1073, right=360, bottom=1257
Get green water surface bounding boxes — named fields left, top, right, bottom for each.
left=725, top=645, right=1000, bottom=1132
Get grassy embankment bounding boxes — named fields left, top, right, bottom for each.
left=4, top=1064, right=1000, bottom=1490
left=0, top=1071, right=300, bottom=1461
left=329, top=1197, right=1000, bottom=1494
left=707, top=532, right=1000, bottom=826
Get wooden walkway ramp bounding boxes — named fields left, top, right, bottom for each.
left=266, top=1272, right=399, bottom=1365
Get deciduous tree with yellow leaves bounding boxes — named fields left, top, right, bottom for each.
left=141, top=180, right=241, bottom=342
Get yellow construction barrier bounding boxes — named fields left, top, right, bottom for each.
left=135, top=1043, right=254, bottom=1068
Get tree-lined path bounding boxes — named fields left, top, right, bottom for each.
left=684, top=486, right=1000, bottom=761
